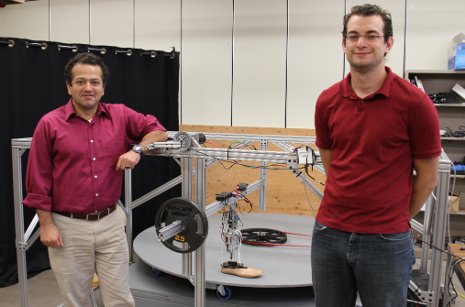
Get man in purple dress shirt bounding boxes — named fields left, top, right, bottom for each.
left=23, top=52, right=168, bottom=306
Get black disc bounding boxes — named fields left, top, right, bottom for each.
left=241, top=228, right=287, bottom=245
left=155, top=197, right=208, bottom=253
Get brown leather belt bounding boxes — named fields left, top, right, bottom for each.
left=54, top=205, right=117, bottom=221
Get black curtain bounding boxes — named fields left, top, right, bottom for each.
left=0, top=38, right=180, bottom=286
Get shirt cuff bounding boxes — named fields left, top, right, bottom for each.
left=23, top=193, right=52, bottom=212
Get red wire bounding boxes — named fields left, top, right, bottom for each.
left=284, top=231, right=311, bottom=237
left=242, top=240, right=311, bottom=248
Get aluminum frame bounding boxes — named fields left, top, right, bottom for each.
left=11, top=133, right=450, bottom=307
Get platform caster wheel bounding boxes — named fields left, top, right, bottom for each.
left=216, top=285, right=232, bottom=300
left=151, top=268, right=163, bottom=277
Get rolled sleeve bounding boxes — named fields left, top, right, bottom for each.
left=23, top=192, right=52, bottom=211
left=145, top=114, right=167, bottom=133
left=23, top=119, right=54, bottom=211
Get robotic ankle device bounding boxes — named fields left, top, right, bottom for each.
left=152, top=131, right=319, bottom=255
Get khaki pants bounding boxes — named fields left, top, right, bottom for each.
left=49, top=205, right=135, bottom=307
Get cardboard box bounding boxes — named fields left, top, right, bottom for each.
left=450, top=195, right=460, bottom=212
left=460, top=192, right=465, bottom=210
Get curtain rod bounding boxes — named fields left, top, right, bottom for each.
left=88, top=46, right=107, bottom=54
left=58, top=44, right=78, bottom=52
left=140, top=50, right=157, bottom=58
left=0, top=38, right=176, bottom=58
left=25, top=41, right=47, bottom=50
left=0, top=39, right=14, bottom=47
left=115, top=48, right=133, bottom=56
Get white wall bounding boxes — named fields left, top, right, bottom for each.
left=286, top=1, right=342, bottom=129
left=182, top=0, right=232, bottom=125
left=0, top=0, right=464, bottom=128
left=407, top=0, right=465, bottom=70
left=0, top=0, right=49, bottom=40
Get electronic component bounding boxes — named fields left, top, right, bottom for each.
left=216, top=192, right=233, bottom=201
left=236, top=183, right=248, bottom=192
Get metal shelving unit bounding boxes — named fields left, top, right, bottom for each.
left=406, top=70, right=465, bottom=216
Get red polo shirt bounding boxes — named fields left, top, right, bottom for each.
left=314, top=67, right=441, bottom=233
left=23, top=100, right=166, bottom=214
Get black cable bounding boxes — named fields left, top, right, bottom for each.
left=190, top=146, right=327, bottom=187
left=453, top=130, right=465, bottom=137
left=304, top=164, right=326, bottom=186
left=446, top=257, right=465, bottom=306
left=415, top=237, right=462, bottom=259
left=444, top=126, right=465, bottom=138
left=415, top=237, right=465, bottom=307
left=444, top=127, right=454, bottom=137
left=232, top=189, right=253, bottom=214
left=191, top=148, right=306, bottom=171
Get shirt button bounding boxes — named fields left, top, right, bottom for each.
left=95, top=193, right=99, bottom=197
left=94, top=175, right=98, bottom=179
left=90, top=140, right=94, bottom=143
left=92, top=157, right=96, bottom=161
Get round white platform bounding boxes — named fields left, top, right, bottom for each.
left=133, top=212, right=314, bottom=289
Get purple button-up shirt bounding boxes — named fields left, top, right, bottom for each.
left=23, top=100, right=166, bottom=214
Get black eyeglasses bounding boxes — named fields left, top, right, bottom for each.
left=346, top=34, right=384, bottom=43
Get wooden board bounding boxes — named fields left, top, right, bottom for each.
left=180, top=125, right=323, bottom=217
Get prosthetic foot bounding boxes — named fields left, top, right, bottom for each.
left=220, top=261, right=263, bottom=278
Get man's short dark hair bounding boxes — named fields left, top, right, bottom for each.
left=342, top=4, right=393, bottom=43
left=64, top=52, right=110, bottom=86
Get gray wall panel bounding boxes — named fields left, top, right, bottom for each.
left=406, top=0, right=465, bottom=71
left=0, top=0, right=49, bottom=40
left=90, top=0, right=133, bottom=47
left=232, top=0, right=287, bottom=127
left=181, top=0, right=232, bottom=126
left=286, top=0, right=343, bottom=129
left=50, top=0, right=89, bottom=44
left=135, top=0, right=180, bottom=51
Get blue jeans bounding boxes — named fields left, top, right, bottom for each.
left=311, top=222, right=414, bottom=307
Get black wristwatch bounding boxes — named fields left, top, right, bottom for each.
left=132, top=144, right=144, bottom=155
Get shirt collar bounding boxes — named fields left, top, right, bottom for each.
left=342, top=66, right=395, bottom=100
left=64, top=99, right=110, bottom=121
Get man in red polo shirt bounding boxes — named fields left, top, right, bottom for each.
left=312, top=4, right=441, bottom=306
left=24, top=52, right=168, bottom=306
